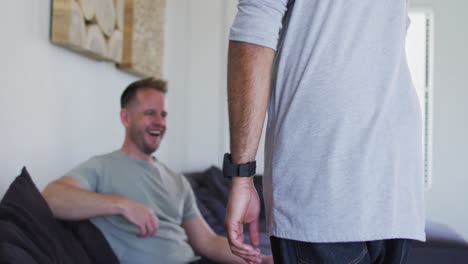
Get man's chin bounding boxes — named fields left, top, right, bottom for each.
left=143, top=145, right=158, bottom=155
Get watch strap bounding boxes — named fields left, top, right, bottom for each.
left=222, top=153, right=256, bottom=177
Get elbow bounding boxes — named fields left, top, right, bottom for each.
left=42, top=177, right=80, bottom=217
left=42, top=181, right=64, bottom=215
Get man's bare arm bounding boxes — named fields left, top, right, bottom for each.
left=42, top=176, right=159, bottom=237
left=43, top=176, right=122, bottom=219
left=226, top=41, right=275, bottom=260
left=227, top=41, right=275, bottom=164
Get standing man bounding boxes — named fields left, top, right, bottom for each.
left=224, top=0, right=425, bottom=263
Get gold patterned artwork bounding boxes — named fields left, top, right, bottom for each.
left=50, top=0, right=165, bottom=78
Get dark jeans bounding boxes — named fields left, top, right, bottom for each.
left=270, top=236, right=412, bottom=264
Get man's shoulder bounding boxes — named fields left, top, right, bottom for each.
left=87, top=150, right=123, bottom=163
left=69, top=150, right=122, bottom=173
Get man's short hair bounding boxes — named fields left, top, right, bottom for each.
left=120, top=78, right=168, bottom=108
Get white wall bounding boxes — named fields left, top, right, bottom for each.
left=0, top=1, right=137, bottom=195
left=409, top=0, right=468, bottom=239
left=1, top=0, right=467, bottom=240
left=163, top=0, right=265, bottom=173
left=0, top=0, right=234, bottom=196
left=162, top=0, right=230, bottom=173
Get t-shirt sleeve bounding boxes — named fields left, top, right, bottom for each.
left=229, top=0, right=289, bottom=50
left=181, top=177, right=201, bottom=222
left=65, top=157, right=103, bottom=192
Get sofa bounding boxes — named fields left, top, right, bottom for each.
left=0, top=167, right=118, bottom=264
left=1, top=166, right=468, bottom=263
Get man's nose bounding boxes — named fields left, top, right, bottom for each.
left=153, top=114, right=165, bottom=125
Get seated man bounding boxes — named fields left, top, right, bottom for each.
left=43, top=78, right=271, bottom=264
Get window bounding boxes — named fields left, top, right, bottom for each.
left=406, top=9, right=434, bottom=190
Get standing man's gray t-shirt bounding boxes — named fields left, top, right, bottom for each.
left=230, top=0, right=425, bottom=242
left=67, top=150, right=201, bottom=264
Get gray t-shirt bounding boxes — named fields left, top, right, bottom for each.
left=230, top=0, right=425, bottom=242
left=67, top=150, right=200, bottom=264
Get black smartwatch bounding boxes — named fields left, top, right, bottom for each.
left=222, top=153, right=256, bottom=177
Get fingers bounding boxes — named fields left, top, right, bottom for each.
left=260, top=255, right=274, bottom=264
left=227, top=223, right=251, bottom=252
left=231, top=247, right=261, bottom=264
left=131, top=206, right=159, bottom=237
left=225, top=183, right=262, bottom=263
left=230, top=244, right=260, bottom=257
left=151, top=213, right=160, bottom=235
left=228, top=223, right=262, bottom=263
left=229, top=243, right=258, bottom=256
left=249, top=219, right=260, bottom=246
left=137, top=222, right=147, bottom=237
left=140, top=211, right=159, bottom=237
left=237, top=251, right=262, bottom=264
left=144, top=220, right=155, bottom=237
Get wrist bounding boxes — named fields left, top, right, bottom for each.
left=112, top=196, right=129, bottom=215
left=223, top=153, right=256, bottom=177
left=230, top=176, right=254, bottom=190
left=230, top=151, right=255, bottom=164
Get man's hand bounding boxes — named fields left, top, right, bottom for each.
left=225, top=177, right=262, bottom=262
left=119, top=198, right=160, bottom=237
left=261, top=255, right=274, bottom=264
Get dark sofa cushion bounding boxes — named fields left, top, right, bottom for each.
left=185, top=167, right=228, bottom=234
left=0, top=242, right=39, bottom=264
left=0, top=220, right=49, bottom=264
left=0, top=167, right=85, bottom=263
left=0, top=167, right=118, bottom=264
left=62, top=220, right=120, bottom=264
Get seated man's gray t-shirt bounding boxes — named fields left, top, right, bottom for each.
left=66, top=150, right=200, bottom=264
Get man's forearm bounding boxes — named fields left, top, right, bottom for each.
left=202, top=235, right=246, bottom=264
left=42, top=177, right=125, bottom=220
left=227, top=41, right=275, bottom=164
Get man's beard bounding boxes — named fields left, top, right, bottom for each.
left=130, top=127, right=158, bottom=155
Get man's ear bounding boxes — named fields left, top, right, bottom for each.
left=120, top=108, right=130, bottom=128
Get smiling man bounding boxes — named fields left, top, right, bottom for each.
left=42, top=78, right=272, bottom=264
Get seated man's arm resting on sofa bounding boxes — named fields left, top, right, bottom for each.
left=183, top=216, right=273, bottom=264
left=42, top=176, right=159, bottom=237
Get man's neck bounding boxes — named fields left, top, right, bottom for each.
left=120, top=145, right=154, bottom=162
